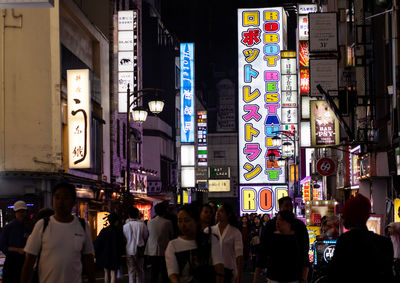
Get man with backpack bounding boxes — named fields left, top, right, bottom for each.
left=20, top=182, right=95, bottom=283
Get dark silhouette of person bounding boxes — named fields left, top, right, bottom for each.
left=328, top=194, right=395, bottom=283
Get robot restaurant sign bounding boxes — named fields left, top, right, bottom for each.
left=237, top=7, right=287, bottom=185
left=240, top=185, right=288, bottom=215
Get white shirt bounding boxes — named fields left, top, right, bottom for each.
left=165, top=236, right=223, bottom=282
left=24, top=216, right=94, bottom=283
left=389, top=222, right=400, bottom=258
left=210, top=224, right=243, bottom=271
left=123, top=219, right=149, bottom=255
left=144, top=216, right=174, bottom=256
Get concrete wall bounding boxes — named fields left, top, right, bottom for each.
left=0, top=3, right=61, bottom=172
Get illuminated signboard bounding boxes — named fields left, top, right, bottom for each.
left=298, top=4, right=318, bottom=15
left=299, top=42, right=309, bottom=67
left=197, top=111, right=207, bottom=166
left=238, top=7, right=287, bottom=184
left=240, top=185, right=288, bottom=215
left=300, top=68, right=310, bottom=94
left=209, top=179, right=231, bottom=192
left=350, top=146, right=360, bottom=189
left=298, top=15, right=309, bottom=41
left=310, top=101, right=340, bottom=147
left=301, top=176, right=311, bottom=202
left=68, top=69, right=91, bottom=169
left=130, top=173, right=147, bottom=195
left=180, top=43, right=195, bottom=143
left=118, top=10, right=138, bottom=113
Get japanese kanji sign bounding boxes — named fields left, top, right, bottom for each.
left=238, top=7, right=287, bottom=184
left=68, top=69, right=91, bottom=169
left=180, top=43, right=195, bottom=143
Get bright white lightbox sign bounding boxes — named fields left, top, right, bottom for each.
left=181, top=145, right=195, bottom=166
left=68, top=69, right=91, bottom=169
left=238, top=7, right=287, bottom=184
left=181, top=167, right=195, bottom=188
left=180, top=43, right=195, bottom=143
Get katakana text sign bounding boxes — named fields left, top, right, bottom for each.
left=238, top=8, right=287, bottom=184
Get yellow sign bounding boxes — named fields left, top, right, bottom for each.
left=395, top=198, right=400, bottom=222
left=281, top=51, right=297, bottom=58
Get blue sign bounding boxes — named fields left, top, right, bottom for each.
left=180, top=43, right=195, bottom=143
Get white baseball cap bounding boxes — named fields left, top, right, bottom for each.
left=13, top=200, right=27, bottom=212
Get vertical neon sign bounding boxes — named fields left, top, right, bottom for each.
left=180, top=43, right=195, bottom=143
left=238, top=8, right=287, bottom=185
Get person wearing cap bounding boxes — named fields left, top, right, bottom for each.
left=0, top=200, right=30, bottom=283
left=328, top=194, right=395, bottom=283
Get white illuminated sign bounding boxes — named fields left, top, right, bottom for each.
left=238, top=7, right=287, bottom=185
left=68, top=69, right=91, bottom=169
left=181, top=145, right=195, bottom=166
left=182, top=167, right=195, bottom=188
left=209, top=179, right=230, bottom=192
left=240, top=185, right=288, bottom=215
left=117, top=10, right=138, bottom=113
left=298, top=4, right=318, bottom=15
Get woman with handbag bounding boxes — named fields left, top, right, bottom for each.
left=165, top=204, right=224, bottom=283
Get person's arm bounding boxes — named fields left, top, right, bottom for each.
left=235, top=255, right=243, bottom=283
left=82, top=253, right=96, bottom=283
left=299, top=222, right=310, bottom=282
left=214, top=263, right=224, bottom=283
left=169, top=274, right=180, bottom=283
left=252, top=267, right=261, bottom=283
left=20, top=253, right=37, bottom=283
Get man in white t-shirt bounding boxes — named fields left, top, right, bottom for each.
left=389, top=206, right=400, bottom=280
left=123, top=207, right=149, bottom=283
left=20, top=182, right=95, bottom=283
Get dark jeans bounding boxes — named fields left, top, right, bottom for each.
left=149, top=256, right=169, bottom=283
left=2, top=252, right=25, bottom=283
left=395, top=258, right=400, bottom=281
left=224, top=268, right=233, bottom=283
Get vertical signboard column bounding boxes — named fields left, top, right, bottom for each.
left=180, top=43, right=195, bottom=199
left=238, top=7, right=288, bottom=215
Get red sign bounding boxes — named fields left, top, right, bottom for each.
left=299, top=41, right=309, bottom=67
left=300, top=68, right=309, bottom=94
left=316, top=158, right=336, bottom=176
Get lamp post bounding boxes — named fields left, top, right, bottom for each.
left=270, top=130, right=299, bottom=197
left=125, top=83, right=164, bottom=193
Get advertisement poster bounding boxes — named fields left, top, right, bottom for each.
left=310, top=101, right=340, bottom=147
left=238, top=8, right=287, bottom=184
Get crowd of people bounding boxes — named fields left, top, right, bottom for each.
left=0, top=181, right=399, bottom=283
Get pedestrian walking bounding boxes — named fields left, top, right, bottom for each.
left=250, top=216, right=262, bottom=271
left=144, top=201, right=174, bottom=283
left=211, top=203, right=243, bottom=283
left=263, top=210, right=305, bottom=283
left=94, top=213, right=125, bottom=283
left=239, top=215, right=250, bottom=270
left=253, top=196, right=309, bottom=283
left=200, top=203, right=214, bottom=230
left=388, top=205, right=400, bottom=280
left=20, top=182, right=95, bottom=283
left=328, top=194, right=395, bottom=283
left=123, top=206, right=149, bottom=283
left=0, top=200, right=30, bottom=283
left=165, top=203, right=224, bottom=283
